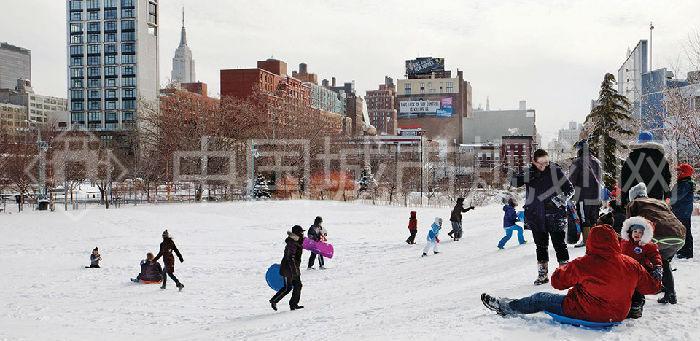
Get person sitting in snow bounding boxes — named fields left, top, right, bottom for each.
left=153, top=230, right=185, bottom=291
left=270, top=225, right=305, bottom=311
left=626, top=182, right=686, bottom=304
left=130, top=252, right=163, bottom=283
left=498, top=198, right=526, bottom=249
left=406, top=211, right=418, bottom=245
left=307, top=216, right=327, bottom=270
left=422, top=217, right=443, bottom=257
left=85, top=247, right=101, bottom=268
left=448, top=198, right=475, bottom=241
left=620, top=217, right=663, bottom=319
left=481, top=224, right=661, bottom=323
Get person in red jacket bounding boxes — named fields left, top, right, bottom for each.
left=620, top=217, right=663, bottom=318
left=406, top=211, right=418, bottom=244
left=481, top=224, right=662, bottom=322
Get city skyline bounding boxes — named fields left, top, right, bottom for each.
left=2, top=0, right=699, bottom=142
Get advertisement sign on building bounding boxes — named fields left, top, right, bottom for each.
left=405, top=57, right=445, bottom=76
left=399, top=97, right=453, bottom=118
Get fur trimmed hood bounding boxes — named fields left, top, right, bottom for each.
left=621, top=217, right=654, bottom=245
left=630, top=141, right=665, bottom=153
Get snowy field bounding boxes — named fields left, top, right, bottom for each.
left=0, top=200, right=698, bottom=340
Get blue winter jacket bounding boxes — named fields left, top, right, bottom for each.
left=511, top=163, right=574, bottom=233
left=427, top=223, right=441, bottom=242
left=503, top=204, right=518, bottom=227
left=671, top=178, right=695, bottom=221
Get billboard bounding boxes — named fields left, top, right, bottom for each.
left=406, top=57, right=445, bottom=76
left=399, top=97, right=453, bottom=118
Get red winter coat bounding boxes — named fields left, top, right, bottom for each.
left=551, top=224, right=662, bottom=322
left=408, top=211, right=417, bottom=231
left=620, top=217, right=662, bottom=272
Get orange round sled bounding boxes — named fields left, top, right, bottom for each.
left=139, top=280, right=162, bottom=284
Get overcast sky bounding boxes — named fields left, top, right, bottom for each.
left=2, top=0, right=699, bottom=142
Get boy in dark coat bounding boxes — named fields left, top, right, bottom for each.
left=131, top=252, right=164, bottom=283
left=512, top=149, right=574, bottom=285
left=671, top=163, right=695, bottom=259
left=307, top=216, right=327, bottom=269
left=627, top=183, right=686, bottom=304
left=270, top=225, right=305, bottom=311
left=620, top=131, right=671, bottom=205
left=85, top=247, right=101, bottom=268
left=482, top=225, right=661, bottom=322
left=406, top=211, right=418, bottom=244
left=620, top=217, right=663, bottom=318
left=448, top=198, right=475, bottom=241
left=153, top=230, right=185, bottom=291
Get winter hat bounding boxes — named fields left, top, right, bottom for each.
left=93, top=247, right=98, bottom=252
left=677, top=163, right=694, bottom=180
left=314, top=216, right=323, bottom=225
left=292, top=225, right=305, bottom=235
left=410, top=211, right=417, bottom=219
left=574, top=139, right=588, bottom=151
left=456, top=197, right=465, bottom=204
left=434, top=217, right=443, bottom=225
left=628, top=183, right=648, bottom=202
left=162, top=230, right=169, bottom=238
left=147, top=252, right=154, bottom=260
left=638, top=131, right=654, bottom=143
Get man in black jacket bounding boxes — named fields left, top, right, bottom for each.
left=569, top=140, right=603, bottom=248
left=620, top=131, right=671, bottom=205
left=270, top=225, right=305, bottom=311
left=512, top=149, right=574, bottom=285
left=448, top=198, right=475, bottom=241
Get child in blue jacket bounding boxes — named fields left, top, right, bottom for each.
left=498, top=198, right=526, bottom=249
left=422, top=217, right=443, bottom=257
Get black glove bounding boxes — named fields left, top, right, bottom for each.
left=469, top=206, right=475, bottom=210
left=179, top=256, right=184, bottom=263
left=652, top=266, right=663, bottom=281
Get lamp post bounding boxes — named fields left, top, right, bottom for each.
left=26, top=120, right=49, bottom=210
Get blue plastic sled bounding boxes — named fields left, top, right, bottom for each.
left=265, top=264, right=285, bottom=291
left=544, top=311, right=620, bottom=330
left=517, top=211, right=525, bottom=222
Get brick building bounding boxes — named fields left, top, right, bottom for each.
left=366, top=76, right=397, bottom=135
left=220, top=58, right=309, bottom=106
left=500, top=135, right=535, bottom=170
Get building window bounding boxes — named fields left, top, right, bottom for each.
left=105, top=55, right=116, bottom=65
left=122, top=88, right=135, bottom=98
left=70, top=57, right=83, bottom=66
left=71, top=102, right=84, bottom=111
left=104, top=9, right=117, bottom=19
left=121, top=54, right=135, bottom=64
left=88, top=101, right=101, bottom=110
left=70, top=35, right=83, bottom=44
left=104, top=44, right=117, bottom=54
left=105, top=112, right=117, bottom=121
left=122, top=99, right=136, bottom=110
left=87, top=34, right=100, bottom=43
left=71, top=79, right=84, bottom=88
left=122, top=77, right=136, bottom=87
left=87, top=10, right=100, bottom=21
left=104, top=21, right=117, bottom=32
left=87, top=67, right=101, bottom=78
left=69, top=45, right=83, bottom=56
left=87, top=22, right=100, bottom=33
left=121, top=43, right=135, bottom=54
left=88, top=78, right=101, bottom=88
left=121, top=0, right=134, bottom=7
left=122, top=65, right=135, bottom=76
left=70, top=23, right=83, bottom=34
left=104, top=33, right=116, bottom=42
left=70, top=68, right=84, bottom=78
left=72, top=113, right=85, bottom=122
left=89, top=112, right=102, bottom=122
left=404, top=84, right=411, bottom=95
left=69, top=0, right=83, bottom=11
left=105, top=78, right=117, bottom=88
left=121, top=20, right=135, bottom=31
left=121, top=8, right=135, bottom=18
left=87, top=55, right=100, bottom=66
left=88, top=90, right=101, bottom=100
left=86, top=0, right=100, bottom=10
left=105, top=101, right=117, bottom=110
left=121, top=31, right=135, bottom=42
left=148, top=2, right=157, bottom=25
left=87, top=44, right=100, bottom=55
left=446, top=82, right=454, bottom=92
left=105, top=89, right=117, bottom=99
left=71, top=90, right=84, bottom=100
left=123, top=112, right=134, bottom=121
left=104, top=0, right=116, bottom=7
left=105, top=66, right=117, bottom=77
left=70, top=12, right=83, bottom=21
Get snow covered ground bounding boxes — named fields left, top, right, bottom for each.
left=0, top=201, right=698, bottom=340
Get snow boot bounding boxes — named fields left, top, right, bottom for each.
left=270, top=301, right=278, bottom=311
left=481, top=293, right=511, bottom=316
left=627, top=301, right=644, bottom=319
left=131, top=278, right=139, bottom=283
left=290, top=305, right=304, bottom=311
left=177, top=282, right=184, bottom=292
left=422, top=253, right=427, bottom=257
left=448, top=231, right=454, bottom=238
left=658, top=293, right=677, bottom=304
left=574, top=241, right=586, bottom=248
left=558, top=260, right=569, bottom=268
left=534, top=262, right=549, bottom=285
left=434, top=251, right=440, bottom=255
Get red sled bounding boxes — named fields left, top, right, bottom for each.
left=302, top=238, right=334, bottom=259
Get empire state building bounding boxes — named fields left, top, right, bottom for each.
left=171, top=9, right=195, bottom=84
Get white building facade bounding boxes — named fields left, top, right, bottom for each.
left=66, top=0, right=159, bottom=131
left=170, top=9, right=195, bottom=84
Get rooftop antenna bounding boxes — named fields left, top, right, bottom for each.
left=649, top=22, right=654, bottom=71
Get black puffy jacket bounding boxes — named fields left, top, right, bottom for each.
left=620, top=142, right=671, bottom=204
left=569, top=152, right=602, bottom=204
left=513, top=163, right=574, bottom=233
left=280, top=232, right=303, bottom=279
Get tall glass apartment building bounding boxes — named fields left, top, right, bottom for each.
left=66, top=0, right=159, bottom=131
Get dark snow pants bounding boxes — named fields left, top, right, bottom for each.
left=662, top=257, right=675, bottom=295
left=532, top=211, right=569, bottom=263
left=677, top=217, right=693, bottom=258
left=308, top=252, right=324, bottom=268
left=508, top=292, right=565, bottom=315
left=162, top=267, right=180, bottom=287
left=270, top=276, right=302, bottom=307
left=407, top=230, right=417, bottom=244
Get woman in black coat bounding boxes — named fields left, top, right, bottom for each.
left=153, top=230, right=184, bottom=291
left=270, top=225, right=305, bottom=311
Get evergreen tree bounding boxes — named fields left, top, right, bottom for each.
left=252, top=174, right=271, bottom=199
left=584, top=73, right=633, bottom=188
left=357, top=166, right=377, bottom=192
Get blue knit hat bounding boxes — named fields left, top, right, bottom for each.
left=638, top=131, right=653, bottom=143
